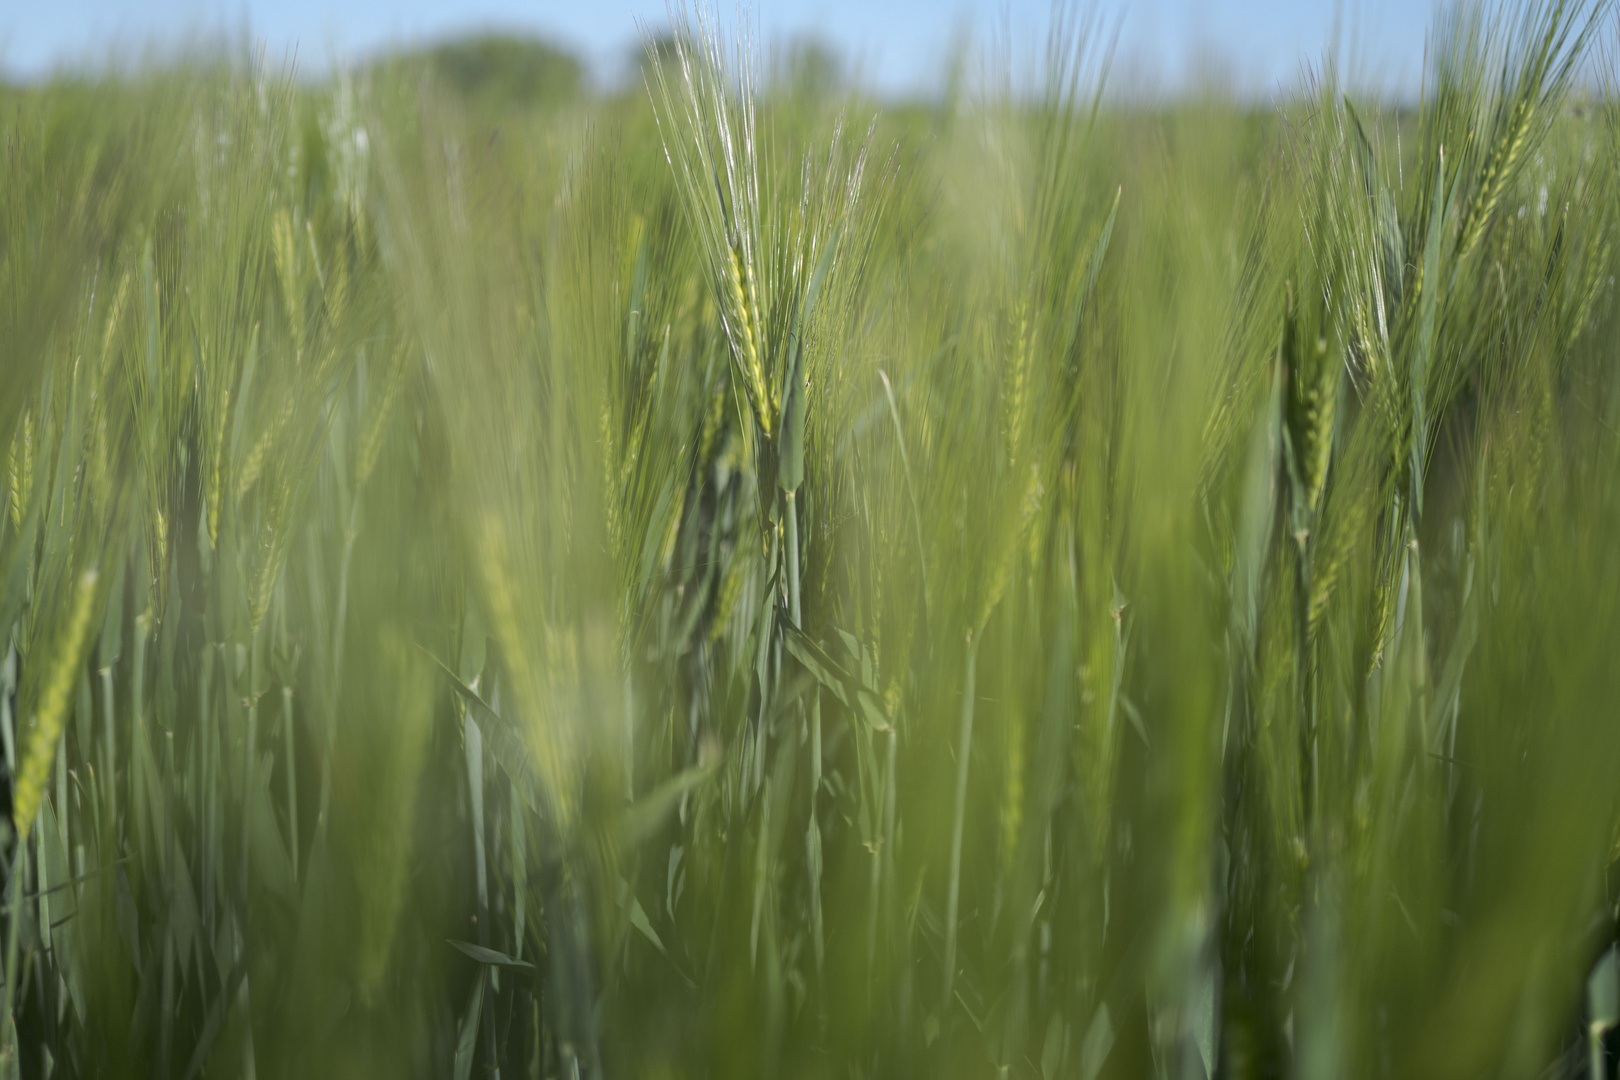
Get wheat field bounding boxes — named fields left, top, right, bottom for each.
left=2, top=2, right=1620, bottom=1077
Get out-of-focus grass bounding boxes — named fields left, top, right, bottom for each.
left=1, top=2, right=1619, bottom=1077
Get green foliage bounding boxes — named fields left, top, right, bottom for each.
left=380, top=34, right=585, bottom=112
left=2, top=4, right=1620, bottom=1078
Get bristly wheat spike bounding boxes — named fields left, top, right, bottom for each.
left=7, top=412, right=32, bottom=530
left=1003, top=300, right=1032, bottom=464
left=1459, top=95, right=1535, bottom=257
left=13, top=569, right=99, bottom=840
left=727, top=241, right=770, bottom=437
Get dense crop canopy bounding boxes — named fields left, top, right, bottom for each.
left=1, top=3, right=1619, bottom=1077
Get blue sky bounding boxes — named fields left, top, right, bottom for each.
left=2, top=0, right=1437, bottom=97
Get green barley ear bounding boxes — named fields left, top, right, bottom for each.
left=202, top=325, right=241, bottom=550
left=273, top=207, right=304, bottom=332
left=1002, top=299, right=1033, bottom=465
left=1280, top=275, right=1341, bottom=522
left=709, top=538, right=750, bottom=644
left=235, top=390, right=296, bottom=500
left=6, top=411, right=31, bottom=531
left=247, top=474, right=296, bottom=636
left=726, top=233, right=771, bottom=439
left=355, top=339, right=411, bottom=491
left=643, top=6, right=770, bottom=439
left=12, top=569, right=98, bottom=840
left=1455, top=0, right=1604, bottom=257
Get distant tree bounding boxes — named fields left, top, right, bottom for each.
left=775, top=36, right=844, bottom=99
left=395, top=34, right=585, bottom=110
